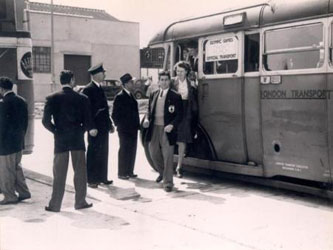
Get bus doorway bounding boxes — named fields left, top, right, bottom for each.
left=198, top=32, right=248, bottom=164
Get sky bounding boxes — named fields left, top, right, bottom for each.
left=31, top=0, right=271, bottom=48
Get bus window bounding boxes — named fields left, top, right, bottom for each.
left=329, top=23, right=333, bottom=65
left=263, top=23, right=323, bottom=71
left=203, top=36, right=238, bottom=75
left=245, top=33, right=259, bottom=72
left=165, top=44, right=171, bottom=71
left=176, top=45, right=182, bottom=62
left=175, top=40, right=198, bottom=72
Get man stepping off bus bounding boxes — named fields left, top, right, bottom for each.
left=143, top=71, right=183, bottom=192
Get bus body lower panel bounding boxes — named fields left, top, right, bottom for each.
left=261, top=74, right=330, bottom=182
left=179, top=156, right=264, bottom=176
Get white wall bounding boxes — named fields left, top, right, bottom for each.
left=30, top=12, right=140, bottom=101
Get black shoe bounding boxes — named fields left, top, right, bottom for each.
left=75, top=203, right=93, bottom=210
left=88, top=183, right=98, bottom=188
left=118, top=175, right=129, bottom=180
left=164, top=186, right=173, bottom=192
left=155, top=175, right=163, bottom=183
left=102, top=180, right=113, bottom=185
left=129, top=174, right=138, bottom=178
left=0, top=199, right=18, bottom=205
left=18, top=194, right=31, bottom=202
left=45, top=206, right=60, bottom=212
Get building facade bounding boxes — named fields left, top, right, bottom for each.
left=28, top=2, right=140, bottom=101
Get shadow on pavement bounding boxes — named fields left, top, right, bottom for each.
left=180, top=171, right=333, bottom=210
left=129, top=177, right=162, bottom=189
left=61, top=210, right=129, bottom=230
left=0, top=178, right=130, bottom=230
left=95, top=184, right=141, bottom=201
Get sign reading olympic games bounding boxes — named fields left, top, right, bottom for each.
left=205, top=36, right=238, bottom=62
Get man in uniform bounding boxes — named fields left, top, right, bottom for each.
left=42, top=70, right=93, bottom=212
left=0, top=77, right=31, bottom=205
left=112, top=73, right=140, bottom=180
left=82, top=63, right=114, bottom=188
left=143, top=71, right=183, bottom=192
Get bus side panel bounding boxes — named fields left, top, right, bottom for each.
left=261, top=74, right=330, bottom=182
left=199, top=78, right=247, bottom=163
left=327, top=73, right=333, bottom=186
left=244, top=76, right=263, bottom=165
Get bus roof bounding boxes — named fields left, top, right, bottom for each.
left=148, top=0, right=331, bottom=46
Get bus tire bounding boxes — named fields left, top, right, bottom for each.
left=140, top=116, right=158, bottom=172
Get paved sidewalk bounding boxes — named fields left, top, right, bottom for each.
left=1, top=168, right=333, bottom=250
left=0, top=169, right=252, bottom=250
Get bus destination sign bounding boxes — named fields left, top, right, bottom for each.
left=205, top=36, right=238, bottom=62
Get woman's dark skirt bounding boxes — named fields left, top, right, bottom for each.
left=177, top=100, right=193, bottom=143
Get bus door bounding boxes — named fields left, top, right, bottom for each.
left=261, top=19, right=331, bottom=182
left=198, top=32, right=248, bottom=164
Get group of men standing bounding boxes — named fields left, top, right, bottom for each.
left=41, top=63, right=140, bottom=212
left=0, top=63, right=184, bottom=210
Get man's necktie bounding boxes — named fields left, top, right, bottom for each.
left=160, top=90, right=163, bottom=98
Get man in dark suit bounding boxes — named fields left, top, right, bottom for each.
left=143, top=71, right=183, bottom=192
left=0, top=77, right=31, bottom=205
left=112, top=73, right=140, bottom=180
left=42, top=70, right=93, bottom=212
left=82, top=63, right=114, bottom=188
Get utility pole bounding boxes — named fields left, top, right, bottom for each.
left=50, top=0, right=55, bottom=92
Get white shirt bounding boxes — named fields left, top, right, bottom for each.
left=3, top=90, right=14, bottom=97
left=177, top=79, right=188, bottom=100
left=92, top=80, right=101, bottom=88
left=159, top=88, right=168, bottom=98
left=62, top=84, right=72, bottom=89
left=122, top=87, right=131, bottom=96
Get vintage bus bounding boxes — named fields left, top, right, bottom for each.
left=141, top=0, right=333, bottom=198
left=0, top=0, right=34, bottom=153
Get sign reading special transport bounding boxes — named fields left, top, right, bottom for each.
left=205, top=36, right=238, bottom=62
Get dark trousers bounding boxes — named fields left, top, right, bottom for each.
left=87, top=132, right=109, bottom=184
left=118, top=130, right=137, bottom=176
left=48, top=150, right=88, bottom=211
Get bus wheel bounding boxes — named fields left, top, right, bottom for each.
left=142, top=138, right=158, bottom=172
left=140, top=116, right=158, bottom=172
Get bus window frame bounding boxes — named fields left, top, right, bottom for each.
left=161, top=42, right=175, bottom=76
left=327, top=17, right=333, bottom=70
left=244, top=30, right=260, bottom=77
left=261, top=18, right=327, bottom=76
left=198, top=32, right=243, bottom=80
